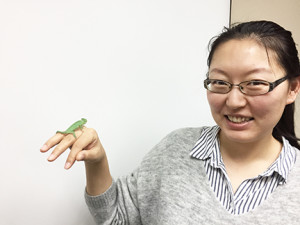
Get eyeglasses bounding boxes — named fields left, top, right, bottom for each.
left=204, top=76, right=288, bottom=96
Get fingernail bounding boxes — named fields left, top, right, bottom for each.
left=47, top=154, right=56, bottom=161
left=40, top=144, right=48, bottom=151
left=64, top=162, right=71, bottom=170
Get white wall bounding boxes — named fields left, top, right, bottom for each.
left=0, top=1, right=230, bottom=224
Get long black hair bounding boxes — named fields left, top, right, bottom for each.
left=207, top=20, right=300, bottom=149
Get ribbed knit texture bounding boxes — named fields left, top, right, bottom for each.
left=85, top=127, right=300, bottom=224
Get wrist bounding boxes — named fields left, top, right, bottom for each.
left=84, top=155, right=112, bottom=196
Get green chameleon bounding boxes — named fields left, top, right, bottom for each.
left=56, top=118, right=87, bottom=138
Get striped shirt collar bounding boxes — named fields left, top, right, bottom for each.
left=190, top=126, right=297, bottom=182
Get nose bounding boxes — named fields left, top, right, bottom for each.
left=225, top=86, right=247, bottom=109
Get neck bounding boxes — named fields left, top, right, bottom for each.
left=218, top=131, right=282, bottom=163
left=218, top=131, right=283, bottom=192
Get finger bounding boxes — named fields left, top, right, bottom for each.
left=40, top=133, right=65, bottom=153
left=64, top=128, right=98, bottom=169
left=47, top=128, right=86, bottom=161
left=47, top=133, right=77, bottom=162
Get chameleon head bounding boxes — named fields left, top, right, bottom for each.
left=81, top=118, right=87, bottom=123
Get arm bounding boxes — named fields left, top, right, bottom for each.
left=84, top=172, right=141, bottom=225
left=41, top=124, right=141, bottom=224
left=85, top=153, right=112, bottom=195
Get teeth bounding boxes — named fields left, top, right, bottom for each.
left=227, top=116, right=252, bottom=123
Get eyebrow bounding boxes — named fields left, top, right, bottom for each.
left=209, top=68, right=274, bottom=76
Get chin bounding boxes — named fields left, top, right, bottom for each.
left=219, top=128, right=261, bottom=144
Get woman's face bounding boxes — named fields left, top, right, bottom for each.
left=207, top=39, right=295, bottom=144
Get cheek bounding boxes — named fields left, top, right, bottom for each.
left=250, top=96, right=286, bottom=122
left=250, top=97, right=269, bottom=118
left=207, top=93, right=225, bottom=113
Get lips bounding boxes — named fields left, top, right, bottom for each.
left=226, top=115, right=254, bottom=123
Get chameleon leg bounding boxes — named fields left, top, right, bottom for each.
left=72, top=131, right=77, bottom=138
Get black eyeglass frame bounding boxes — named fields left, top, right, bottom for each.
left=203, top=76, right=288, bottom=96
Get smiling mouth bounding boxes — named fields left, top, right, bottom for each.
left=226, top=115, right=254, bottom=123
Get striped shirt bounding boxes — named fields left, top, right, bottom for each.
left=190, top=126, right=297, bottom=215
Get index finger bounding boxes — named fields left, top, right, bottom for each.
left=40, top=133, right=65, bottom=153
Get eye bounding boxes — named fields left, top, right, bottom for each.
left=246, top=80, right=268, bottom=86
left=211, top=80, right=228, bottom=86
left=243, top=80, right=270, bottom=94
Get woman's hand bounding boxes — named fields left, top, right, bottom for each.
left=41, top=126, right=112, bottom=195
left=40, top=127, right=106, bottom=170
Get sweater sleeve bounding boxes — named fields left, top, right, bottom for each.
left=84, top=127, right=203, bottom=224
left=84, top=170, right=141, bottom=225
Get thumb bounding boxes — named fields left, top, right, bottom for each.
left=76, top=152, right=85, bottom=161
left=76, top=148, right=103, bottom=163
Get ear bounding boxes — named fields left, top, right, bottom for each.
left=286, top=76, right=300, bottom=104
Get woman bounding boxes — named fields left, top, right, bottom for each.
left=41, top=21, right=300, bottom=224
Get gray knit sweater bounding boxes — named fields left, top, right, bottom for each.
left=85, top=127, right=300, bottom=224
